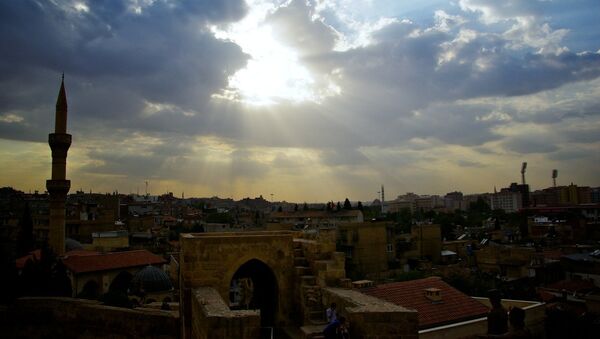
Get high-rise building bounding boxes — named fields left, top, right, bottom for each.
left=46, top=75, right=71, bottom=256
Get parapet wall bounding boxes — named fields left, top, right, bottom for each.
left=3, top=297, right=179, bottom=339
left=191, top=287, right=260, bottom=339
left=322, top=287, right=419, bottom=339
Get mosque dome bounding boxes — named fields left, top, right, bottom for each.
left=65, top=238, right=83, bottom=251
left=131, top=265, right=173, bottom=293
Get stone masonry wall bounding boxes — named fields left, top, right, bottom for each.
left=322, top=287, right=419, bottom=339
left=191, top=287, right=260, bottom=339
left=3, top=297, right=179, bottom=339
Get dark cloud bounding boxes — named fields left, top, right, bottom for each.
left=267, top=0, right=338, bottom=56
left=547, top=148, right=593, bottom=161
left=457, top=159, right=486, bottom=168
left=0, top=0, right=248, bottom=141
left=503, top=135, right=559, bottom=154
left=320, top=148, right=369, bottom=167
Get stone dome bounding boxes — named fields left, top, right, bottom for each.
left=65, top=238, right=83, bottom=251
left=131, top=265, right=173, bottom=293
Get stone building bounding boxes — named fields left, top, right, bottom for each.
left=336, top=222, right=395, bottom=280
left=178, top=230, right=419, bottom=339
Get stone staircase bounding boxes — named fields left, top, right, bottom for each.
left=293, top=240, right=326, bottom=339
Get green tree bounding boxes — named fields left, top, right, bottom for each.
left=336, top=202, right=341, bottom=211
left=303, top=202, right=309, bottom=211
left=357, top=201, right=363, bottom=211
left=343, top=198, right=352, bottom=210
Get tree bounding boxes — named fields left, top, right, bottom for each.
left=357, top=201, right=363, bottom=211
left=326, top=202, right=333, bottom=211
left=277, top=206, right=283, bottom=212
left=336, top=202, right=341, bottom=211
left=303, top=202, right=309, bottom=211
left=294, top=204, right=299, bottom=212
left=343, top=198, right=352, bottom=210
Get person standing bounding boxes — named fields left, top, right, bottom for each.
left=487, top=289, right=508, bottom=335
left=323, top=316, right=348, bottom=339
left=326, top=302, right=337, bottom=323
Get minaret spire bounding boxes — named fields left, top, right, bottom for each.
left=55, top=73, right=68, bottom=133
left=47, top=74, right=72, bottom=256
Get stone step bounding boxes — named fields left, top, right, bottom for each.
left=308, top=319, right=328, bottom=326
left=301, top=325, right=326, bottom=339
left=300, top=275, right=316, bottom=285
left=295, top=266, right=312, bottom=276
left=294, top=257, right=308, bottom=266
left=293, top=248, right=304, bottom=257
left=293, top=240, right=303, bottom=249
left=308, top=310, right=324, bottom=321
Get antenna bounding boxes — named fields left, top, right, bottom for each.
left=552, top=169, right=558, bottom=187
left=521, top=162, right=527, bottom=185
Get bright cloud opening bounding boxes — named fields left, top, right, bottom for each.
left=212, top=1, right=327, bottom=106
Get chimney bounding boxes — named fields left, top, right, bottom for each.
left=424, top=287, right=442, bottom=302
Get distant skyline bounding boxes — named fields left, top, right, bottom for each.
left=1, top=0, right=599, bottom=202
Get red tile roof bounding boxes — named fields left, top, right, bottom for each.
left=63, top=250, right=165, bottom=274
left=15, top=249, right=42, bottom=269
left=64, top=249, right=100, bottom=257
left=361, top=276, right=489, bottom=329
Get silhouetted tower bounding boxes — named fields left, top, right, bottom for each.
left=552, top=169, right=558, bottom=188
left=521, top=162, right=527, bottom=185
left=46, top=75, right=71, bottom=256
left=381, top=185, right=385, bottom=213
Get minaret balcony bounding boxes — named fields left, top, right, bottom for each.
left=46, top=179, right=71, bottom=196
left=48, top=133, right=72, bottom=148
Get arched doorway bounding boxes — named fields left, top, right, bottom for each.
left=78, top=280, right=100, bottom=299
left=230, top=259, right=278, bottom=327
left=109, top=271, right=133, bottom=294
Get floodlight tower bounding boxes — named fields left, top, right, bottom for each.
left=521, top=162, right=527, bottom=185
left=552, top=169, right=558, bottom=188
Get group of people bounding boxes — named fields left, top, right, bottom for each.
left=323, top=302, right=349, bottom=339
left=487, top=290, right=531, bottom=338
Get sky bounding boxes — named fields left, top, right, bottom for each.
left=0, top=0, right=599, bottom=203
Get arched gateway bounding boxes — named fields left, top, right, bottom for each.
left=230, top=259, right=279, bottom=326
left=179, top=231, right=296, bottom=338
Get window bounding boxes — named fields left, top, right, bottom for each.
left=386, top=243, right=393, bottom=253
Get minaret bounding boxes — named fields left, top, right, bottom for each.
left=46, top=74, right=71, bottom=256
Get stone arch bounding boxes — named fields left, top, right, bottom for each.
left=109, top=270, right=133, bottom=294
left=229, top=258, right=279, bottom=327
left=78, top=279, right=100, bottom=299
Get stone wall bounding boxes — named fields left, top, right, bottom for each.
left=179, top=231, right=296, bottom=337
left=321, top=287, right=418, bottom=339
left=2, top=297, right=179, bottom=338
left=191, top=287, right=260, bottom=339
